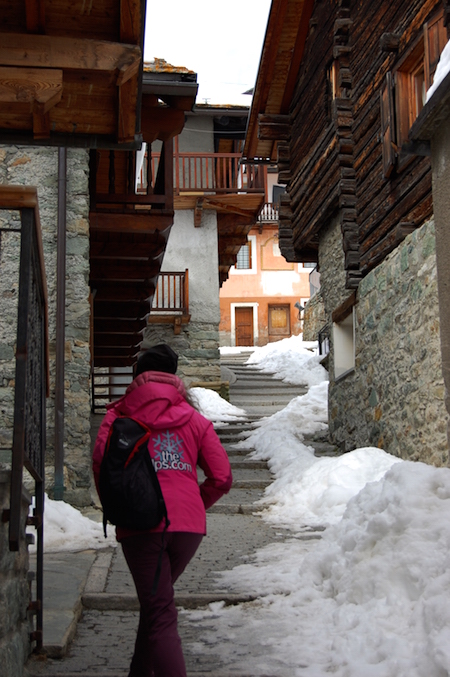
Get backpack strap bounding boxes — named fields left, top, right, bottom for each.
left=142, top=449, right=171, bottom=594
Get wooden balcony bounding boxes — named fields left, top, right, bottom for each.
left=148, top=270, right=190, bottom=335
left=258, top=202, right=279, bottom=222
left=138, top=151, right=265, bottom=196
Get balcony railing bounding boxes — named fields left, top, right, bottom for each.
left=151, top=270, right=189, bottom=314
left=139, top=151, right=264, bottom=195
left=258, top=202, right=279, bottom=222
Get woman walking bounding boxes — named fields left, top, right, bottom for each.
left=93, top=343, right=232, bottom=677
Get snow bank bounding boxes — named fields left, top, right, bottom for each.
left=186, top=461, right=450, bottom=677
left=246, top=334, right=328, bottom=387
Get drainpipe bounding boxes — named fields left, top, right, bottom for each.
left=54, top=147, right=67, bottom=500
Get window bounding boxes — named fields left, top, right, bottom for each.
left=332, top=292, right=357, bottom=380
left=231, top=236, right=257, bottom=275
left=236, top=243, right=252, bottom=269
left=381, top=10, right=447, bottom=176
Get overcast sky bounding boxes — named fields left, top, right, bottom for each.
left=144, top=0, right=272, bottom=106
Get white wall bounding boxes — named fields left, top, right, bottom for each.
left=162, top=209, right=220, bottom=323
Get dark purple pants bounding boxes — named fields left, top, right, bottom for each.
left=121, top=531, right=203, bottom=677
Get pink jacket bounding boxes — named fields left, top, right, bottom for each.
left=92, top=371, right=232, bottom=538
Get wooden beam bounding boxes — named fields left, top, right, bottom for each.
left=194, top=198, right=203, bottom=227
left=332, top=291, right=357, bottom=324
left=93, top=283, right=156, bottom=301
left=141, top=101, right=186, bottom=143
left=380, top=33, right=400, bottom=52
left=0, top=34, right=141, bottom=85
left=94, top=334, right=143, bottom=348
left=89, top=211, right=173, bottom=234
left=0, top=67, right=62, bottom=105
left=25, top=0, right=45, bottom=34
left=94, top=300, right=150, bottom=318
left=94, top=319, right=146, bottom=334
left=90, top=240, right=167, bottom=259
left=120, top=0, right=144, bottom=44
left=257, top=114, right=290, bottom=141
left=90, top=259, right=160, bottom=280
left=94, top=346, right=140, bottom=358
left=118, top=74, right=138, bottom=143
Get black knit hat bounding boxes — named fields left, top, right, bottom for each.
left=135, top=344, right=178, bottom=376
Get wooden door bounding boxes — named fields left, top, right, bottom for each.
left=235, top=307, right=254, bottom=346
left=268, top=304, right=290, bottom=342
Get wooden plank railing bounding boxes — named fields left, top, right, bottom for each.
left=151, top=270, right=189, bottom=314
left=90, top=138, right=174, bottom=210
left=145, top=152, right=264, bottom=195
left=258, top=202, right=279, bottom=222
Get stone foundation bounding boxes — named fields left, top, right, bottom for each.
left=143, top=322, right=222, bottom=387
left=303, top=291, right=326, bottom=341
left=320, top=217, right=448, bottom=465
left=0, top=471, right=32, bottom=677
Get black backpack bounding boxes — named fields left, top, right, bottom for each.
left=99, top=416, right=170, bottom=537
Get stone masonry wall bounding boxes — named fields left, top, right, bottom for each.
left=303, top=290, right=326, bottom=341
left=143, top=322, right=222, bottom=388
left=0, top=146, right=91, bottom=505
left=320, top=216, right=448, bottom=465
left=0, top=471, right=32, bottom=677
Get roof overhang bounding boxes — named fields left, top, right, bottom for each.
left=0, top=0, right=147, bottom=149
left=243, top=0, right=315, bottom=163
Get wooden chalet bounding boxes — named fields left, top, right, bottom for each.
left=244, top=0, right=449, bottom=288
left=244, top=0, right=450, bottom=462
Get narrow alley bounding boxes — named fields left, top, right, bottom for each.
left=25, top=354, right=335, bottom=677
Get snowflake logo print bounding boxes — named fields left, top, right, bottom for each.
left=152, top=431, right=192, bottom=472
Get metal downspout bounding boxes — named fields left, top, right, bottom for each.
left=54, top=147, right=67, bottom=500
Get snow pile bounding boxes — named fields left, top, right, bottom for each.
left=235, top=380, right=400, bottom=527
left=189, top=386, right=247, bottom=425
left=246, top=334, right=328, bottom=387
left=426, top=38, right=450, bottom=101
left=30, top=495, right=115, bottom=553
left=186, top=461, right=450, bottom=676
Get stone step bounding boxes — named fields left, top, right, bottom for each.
left=229, top=478, right=271, bottom=489
left=228, top=459, right=267, bottom=469
left=207, top=502, right=264, bottom=514
left=26, top=669, right=257, bottom=677
left=230, top=384, right=301, bottom=394
left=223, top=446, right=254, bottom=455
left=81, top=590, right=257, bottom=612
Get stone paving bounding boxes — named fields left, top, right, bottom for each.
left=25, top=355, right=337, bottom=677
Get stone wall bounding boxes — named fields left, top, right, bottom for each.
left=144, top=208, right=222, bottom=391
left=143, top=322, right=221, bottom=387
left=303, top=291, right=326, bottom=341
left=0, top=146, right=92, bottom=505
left=0, top=471, right=32, bottom=677
left=320, top=216, right=448, bottom=465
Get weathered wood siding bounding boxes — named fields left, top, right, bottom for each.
left=351, top=0, right=436, bottom=277
left=284, top=0, right=444, bottom=285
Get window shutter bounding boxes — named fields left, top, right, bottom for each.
left=424, top=11, right=447, bottom=88
left=380, top=71, right=396, bottom=178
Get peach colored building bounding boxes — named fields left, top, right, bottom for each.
left=219, top=208, right=312, bottom=346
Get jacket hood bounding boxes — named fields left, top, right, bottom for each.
left=109, top=371, right=194, bottom=429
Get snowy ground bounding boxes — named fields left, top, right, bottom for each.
left=36, top=335, right=450, bottom=676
